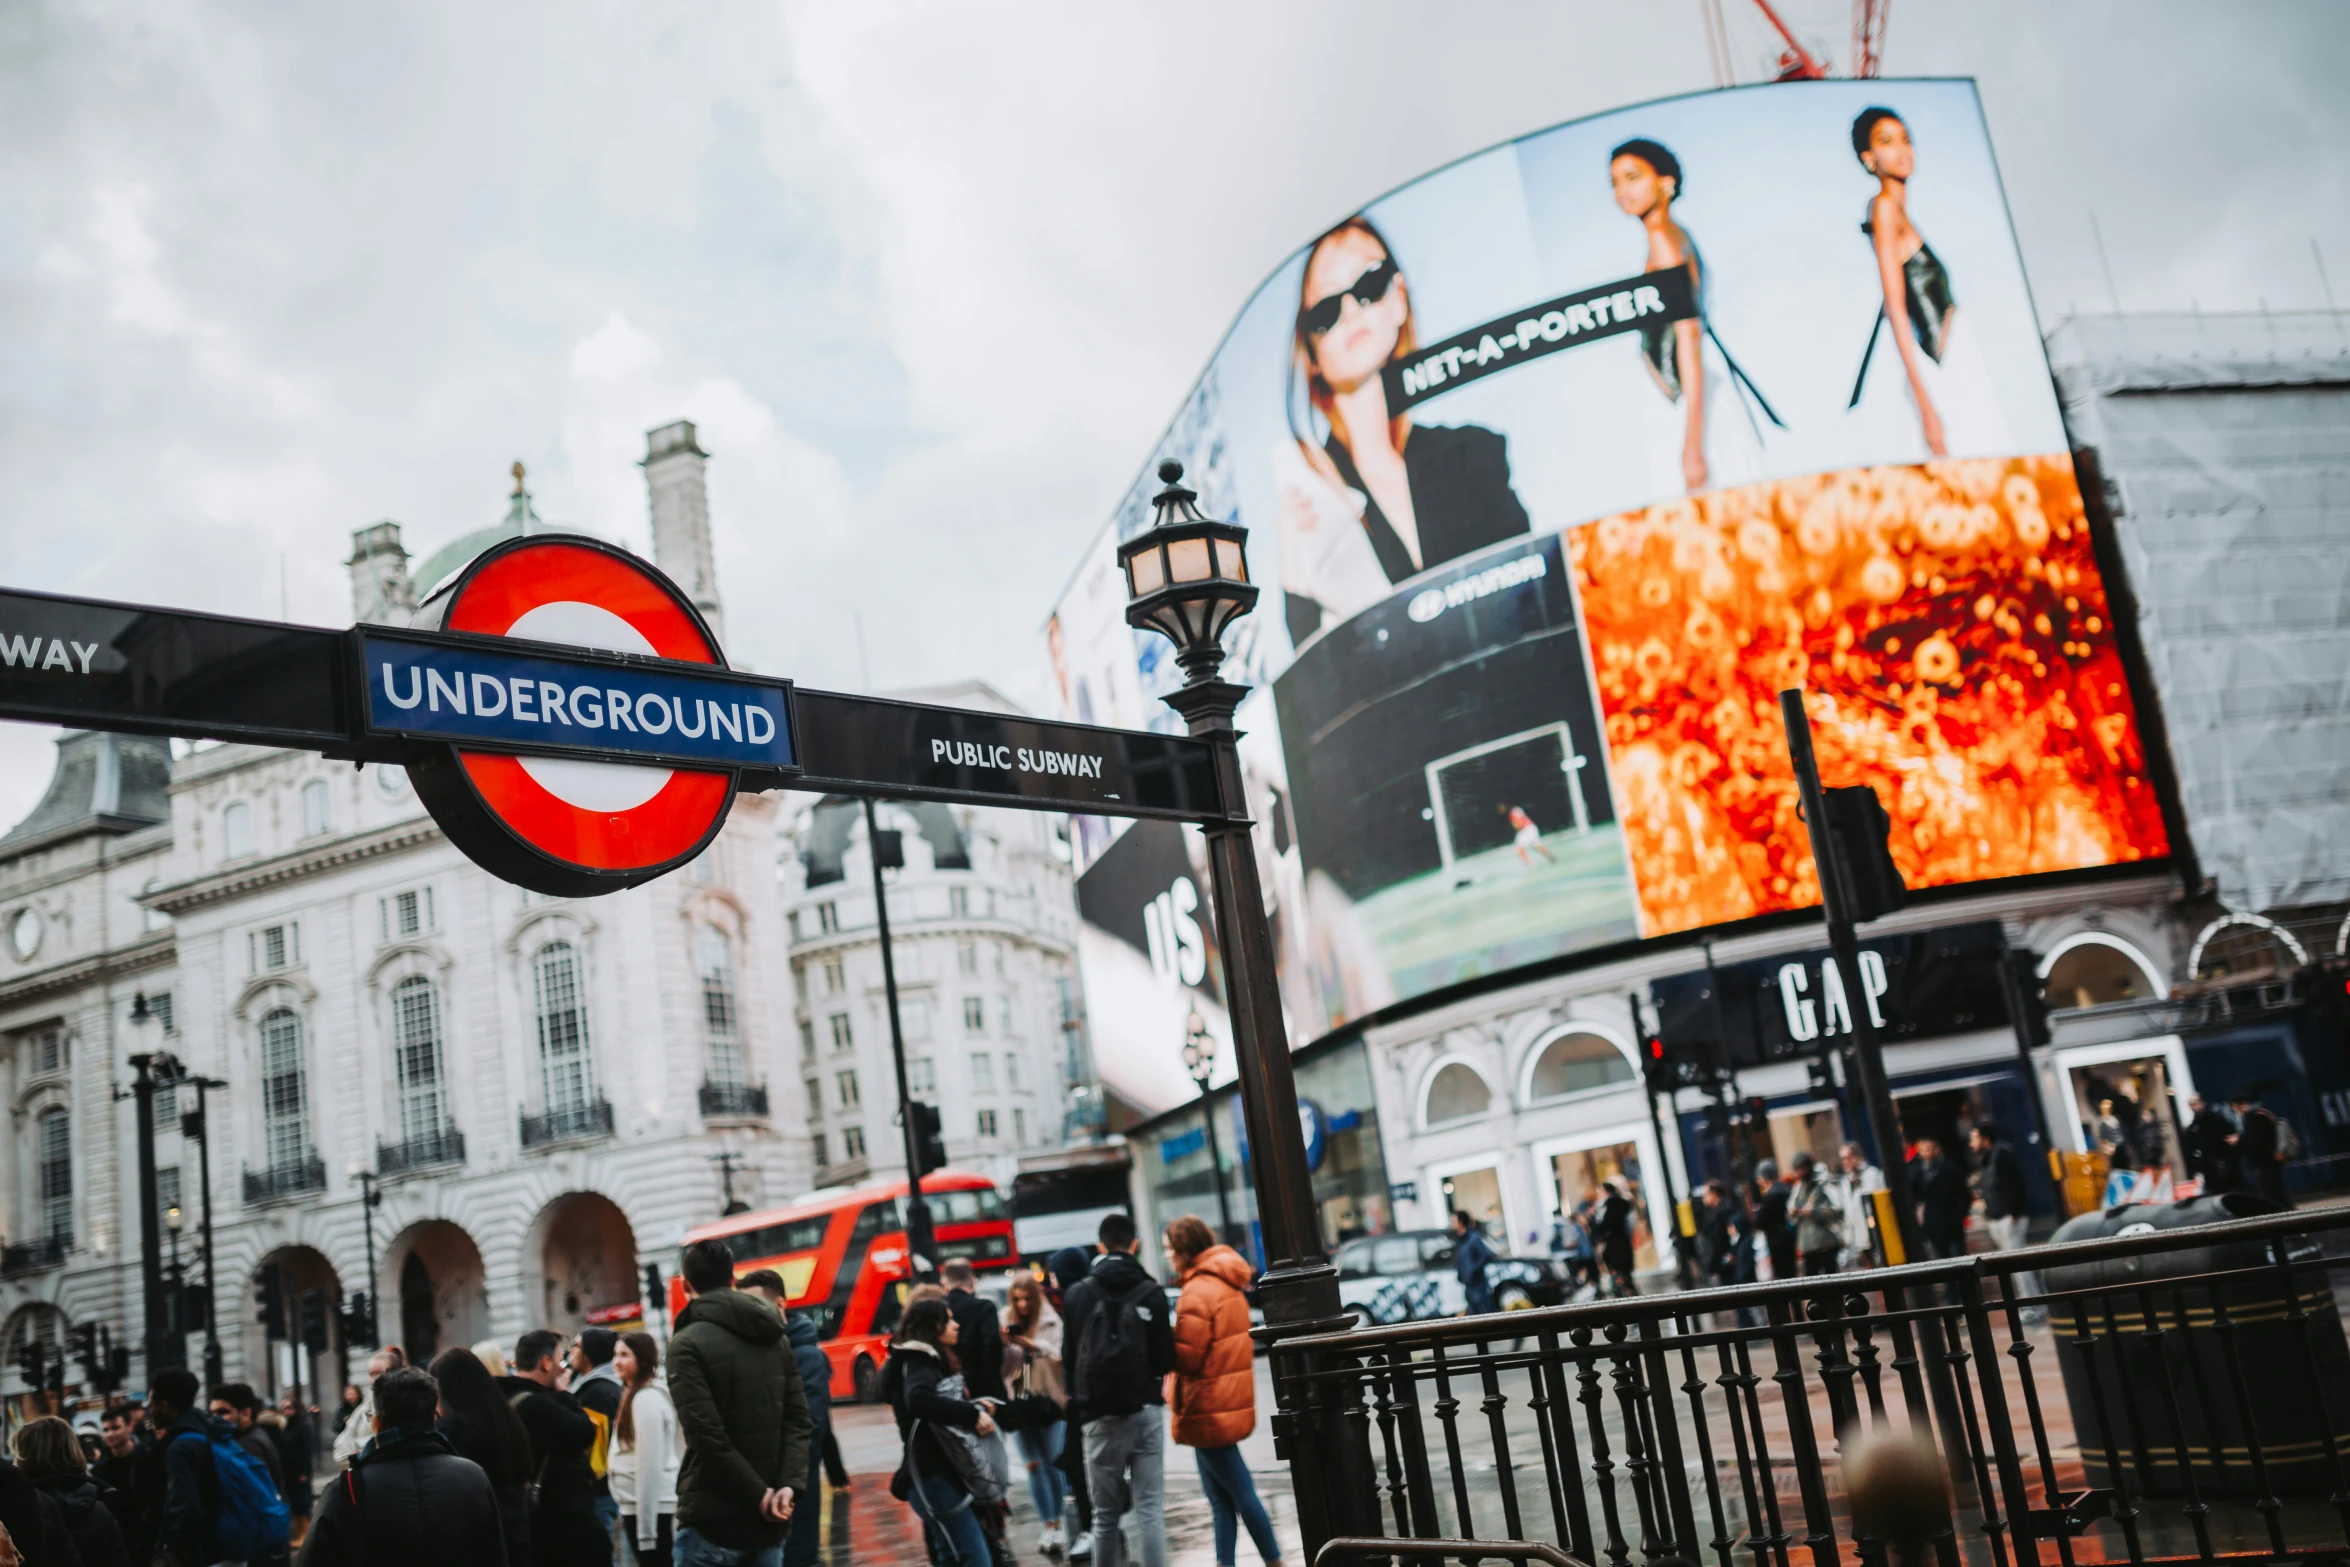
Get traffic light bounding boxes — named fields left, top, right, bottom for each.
left=299, top=1289, right=331, bottom=1354
left=255, top=1262, right=287, bottom=1339
left=908, top=1100, right=947, bottom=1176
left=1822, top=784, right=1905, bottom=922
left=871, top=828, right=905, bottom=871
left=2001, top=948, right=2052, bottom=1051
left=338, top=1290, right=376, bottom=1350
left=69, top=1323, right=99, bottom=1383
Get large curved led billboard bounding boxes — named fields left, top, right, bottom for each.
left=1048, top=80, right=2169, bottom=1050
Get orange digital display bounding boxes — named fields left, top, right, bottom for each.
left=1571, top=452, right=2169, bottom=937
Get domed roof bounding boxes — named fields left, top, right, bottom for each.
left=413, top=461, right=552, bottom=598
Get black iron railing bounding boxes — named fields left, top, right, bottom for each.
left=377, top=1125, right=466, bottom=1175
left=698, top=1080, right=769, bottom=1119
left=1268, top=1205, right=2350, bottom=1567
left=241, top=1154, right=326, bottom=1204
left=520, top=1098, right=613, bottom=1149
left=0, top=1236, right=69, bottom=1276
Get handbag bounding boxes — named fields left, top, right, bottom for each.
left=926, top=1373, right=1008, bottom=1507
left=1016, top=1350, right=1066, bottom=1409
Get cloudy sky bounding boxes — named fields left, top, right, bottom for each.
left=2, top=1, right=2345, bottom=825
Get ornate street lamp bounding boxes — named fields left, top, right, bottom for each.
left=1120, top=461, right=1375, bottom=1551
left=1180, top=1010, right=1237, bottom=1248
left=124, top=992, right=183, bottom=1376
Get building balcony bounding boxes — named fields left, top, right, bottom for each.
left=0, top=1236, right=69, bottom=1277
left=520, top=1098, right=614, bottom=1150
left=377, top=1125, right=467, bottom=1177
left=242, top=1155, right=327, bottom=1205
left=698, top=1080, right=770, bottom=1120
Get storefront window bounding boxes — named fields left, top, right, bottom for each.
left=1546, top=1139, right=1655, bottom=1270
left=2067, top=1054, right=2184, bottom=1173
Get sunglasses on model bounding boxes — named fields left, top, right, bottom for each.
left=1299, top=258, right=1399, bottom=337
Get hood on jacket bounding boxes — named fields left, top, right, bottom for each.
left=1183, top=1244, right=1253, bottom=1293
left=784, top=1312, right=821, bottom=1351
left=677, top=1287, right=787, bottom=1345
left=1048, top=1247, right=1091, bottom=1291
left=1091, top=1251, right=1156, bottom=1294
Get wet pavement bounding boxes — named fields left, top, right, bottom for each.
left=812, top=1364, right=1297, bottom=1566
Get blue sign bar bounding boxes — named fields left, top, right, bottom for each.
left=359, top=630, right=795, bottom=773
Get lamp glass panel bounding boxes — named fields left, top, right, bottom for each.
left=1165, top=536, right=1214, bottom=584
left=1220, top=538, right=1249, bottom=583
left=1127, top=545, right=1166, bottom=597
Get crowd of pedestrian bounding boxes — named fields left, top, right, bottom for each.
left=0, top=1251, right=838, bottom=1567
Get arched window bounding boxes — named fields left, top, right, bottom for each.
left=222, top=801, right=254, bottom=859
left=300, top=778, right=331, bottom=837
left=1423, top=1061, right=1492, bottom=1127
left=533, top=942, right=594, bottom=1113
left=2042, top=937, right=2165, bottom=1012
left=36, top=1107, right=71, bottom=1241
left=390, top=976, right=448, bottom=1142
left=697, top=926, right=745, bottom=1088
left=258, top=1008, right=308, bottom=1172
left=1524, top=1029, right=1636, bottom=1104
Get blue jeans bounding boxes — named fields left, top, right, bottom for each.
left=1193, top=1444, right=1280, bottom=1566
left=1015, top=1420, right=1067, bottom=1524
left=674, top=1527, right=783, bottom=1567
left=909, top=1471, right=991, bottom=1567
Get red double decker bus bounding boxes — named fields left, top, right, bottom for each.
left=671, top=1169, right=1016, bottom=1402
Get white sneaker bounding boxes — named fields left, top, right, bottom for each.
left=1066, top=1528, right=1094, bottom=1561
left=1039, top=1520, right=1065, bottom=1554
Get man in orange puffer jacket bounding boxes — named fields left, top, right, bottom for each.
left=1164, top=1215, right=1286, bottom=1567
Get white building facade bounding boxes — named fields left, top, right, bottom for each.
left=0, top=423, right=810, bottom=1405
left=778, top=698, right=1088, bottom=1194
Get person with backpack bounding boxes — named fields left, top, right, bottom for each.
left=667, top=1239, right=813, bottom=1567
left=14, top=1414, right=129, bottom=1567
left=429, top=1347, right=534, bottom=1567
left=881, top=1296, right=997, bottom=1567
left=148, top=1365, right=292, bottom=1567
left=499, top=1331, right=608, bottom=1567
left=1061, top=1212, right=1175, bottom=1567
left=296, top=1366, right=505, bottom=1567
left=208, top=1383, right=290, bottom=1561
left=1164, top=1216, right=1282, bottom=1567
left=567, top=1331, right=624, bottom=1552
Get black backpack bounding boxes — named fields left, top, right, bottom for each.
left=1075, top=1279, right=1160, bottom=1417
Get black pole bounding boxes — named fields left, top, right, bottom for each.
left=127, top=1044, right=178, bottom=1377
left=1164, top=677, right=1380, bottom=1556
left=1778, top=690, right=1922, bottom=1261
left=183, top=1075, right=225, bottom=1388
left=1628, top=992, right=1692, bottom=1287
left=1994, top=925, right=2058, bottom=1188
left=865, top=796, right=936, bottom=1275
left=357, top=1171, right=381, bottom=1347
left=1193, top=1068, right=1237, bottom=1249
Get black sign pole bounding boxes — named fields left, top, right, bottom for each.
left=1779, top=689, right=1922, bottom=1263
left=865, top=797, right=937, bottom=1278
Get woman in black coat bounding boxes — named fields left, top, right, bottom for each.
left=429, top=1347, right=534, bottom=1567
left=882, top=1297, right=996, bottom=1567
left=13, top=1415, right=130, bottom=1567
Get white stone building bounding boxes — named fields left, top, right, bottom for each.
left=0, top=423, right=809, bottom=1405
left=777, top=694, right=1088, bottom=1194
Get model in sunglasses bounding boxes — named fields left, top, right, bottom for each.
left=1278, top=216, right=1529, bottom=647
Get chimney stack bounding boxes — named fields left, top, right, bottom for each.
left=643, top=421, right=723, bottom=646
left=348, top=521, right=416, bottom=626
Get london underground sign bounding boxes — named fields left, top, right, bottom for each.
left=0, top=536, right=1228, bottom=895
left=390, top=536, right=795, bottom=895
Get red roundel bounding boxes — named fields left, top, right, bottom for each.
left=407, top=536, right=736, bottom=897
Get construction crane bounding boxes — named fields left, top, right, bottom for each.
left=1700, top=0, right=1890, bottom=83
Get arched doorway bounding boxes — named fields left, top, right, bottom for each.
left=383, top=1220, right=489, bottom=1365
left=525, top=1193, right=640, bottom=1337
left=247, top=1244, right=343, bottom=1448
